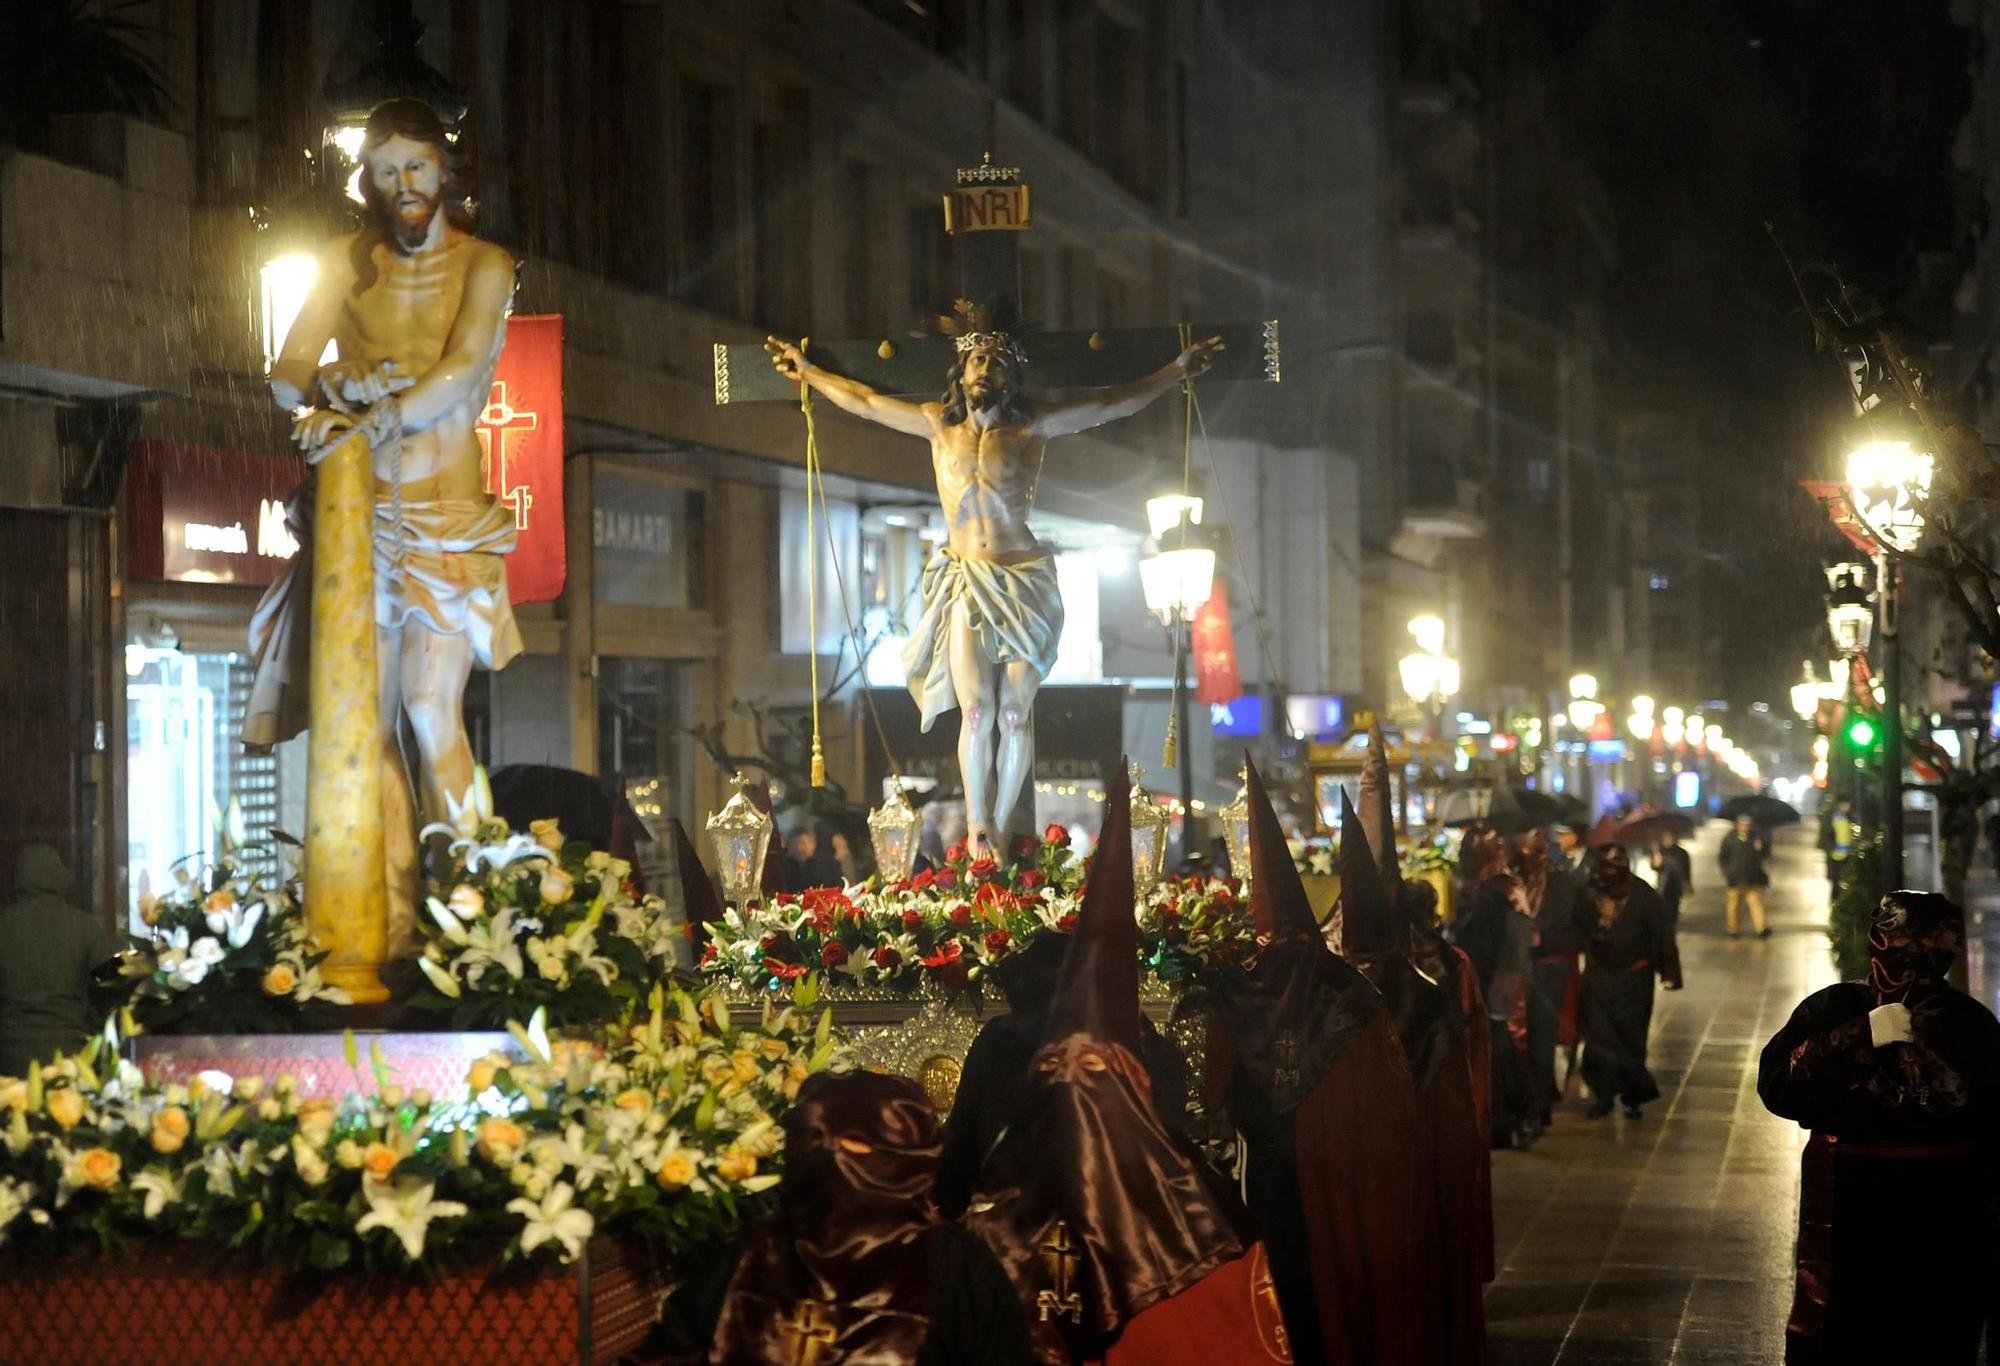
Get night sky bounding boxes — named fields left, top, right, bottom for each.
left=1512, top=3, right=1974, bottom=708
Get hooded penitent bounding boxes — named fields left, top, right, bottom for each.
left=711, top=1071, right=948, bottom=1363
left=1867, top=890, right=1963, bottom=1010
left=970, top=763, right=1250, bottom=1359
left=672, top=817, right=726, bottom=946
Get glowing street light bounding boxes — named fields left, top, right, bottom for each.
left=1791, top=662, right=1822, bottom=722
left=1845, top=439, right=1933, bottom=554
left=1824, top=562, right=1875, bottom=657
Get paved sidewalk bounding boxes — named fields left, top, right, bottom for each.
left=1485, top=826, right=1838, bottom=1365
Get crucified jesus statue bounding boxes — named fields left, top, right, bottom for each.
left=766, top=307, right=1220, bottom=855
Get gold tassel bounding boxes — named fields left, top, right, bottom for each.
left=1162, top=713, right=1179, bottom=770
left=811, top=741, right=826, bottom=790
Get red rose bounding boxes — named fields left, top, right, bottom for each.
left=821, top=940, right=849, bottom=967
left=932, top=868, right=958, bottom=890
left=1044, top=823, right=1070, bottom=847
left=949, top=904, right=973, bottom=927
left=912, top=867, right=937, bottom=891
left=937, top=959, right=970, bottom=992
left=1057, top=913, right=1078, bottom=932
left=872, top=945, right=902, bottom=970
left=968, top=856, right=999, bottom=881
left=1017, top=869, right=1045, bottom=890
left=985, top=929, right=1012, bottom=955
left=921, top=940, right=963, bottom=968
left=901, top=910, right=924, bottom=930
left=946, top=841, right=968, bottom=864
left=1014, top=834, right=1040, bottom=858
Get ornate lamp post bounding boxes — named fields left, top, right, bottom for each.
left=1398, top=613, right=1460, bottom=741
left=1140, top=496, right=1217, bottom=866
left=706, top=773, right=775, bottom=908
left=1218, top=769, right=1252, bottom=891
left=867, top=785, right=922, bottom=885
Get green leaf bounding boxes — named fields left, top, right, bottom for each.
left=306, top=1230, right=351, bottom=1270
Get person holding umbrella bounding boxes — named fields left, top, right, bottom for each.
left=1719, top=814, right=1772, bottom=938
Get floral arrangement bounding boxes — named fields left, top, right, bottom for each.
left=116, top=849, right=349, bottom=1035
left=701, top=833, right=1264, bottom=996
left=408, top=771, right=682, bottom=1030
left=1289, top=839, right=1341, bottom=878
left=0, top=985, right=836, bottom=1273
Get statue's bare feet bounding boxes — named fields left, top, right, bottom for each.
left=966, top=824, right=997, bottom=861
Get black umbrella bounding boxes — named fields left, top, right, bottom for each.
left=487, top=764, right=649, bottom=887
left=1481, top=787, right=1588, bottom=835
left=1718, top=794, right=1800, bottom=828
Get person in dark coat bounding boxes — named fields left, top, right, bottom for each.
left=1578, top=844, right=1682, bottom=1118
left=649, top=1070, right=1033, bottom=1365
left=1203, top=760, right=1420, bottom=1366
left=1758, top=890, right=2000, bottom=1366
left=1513, top=826, right=1584, bottom=1128
left=782, top=826, right=845, bottom=892
left=1453, top=828, right=1537, bottom=1148
left=1648, top=830, right=1691, bottom=987
left=1718, top=815, right=1771, bottom=937
left=934, top=928, right=1189, bottom=1217
left=1339, top=730, right=1488, bottom=1365
left=970, top=764, right=1288, bottom=1365
left=0, top=845, right=120, bottom=1076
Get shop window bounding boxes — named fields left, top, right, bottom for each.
left=125, top=649, right=294, bottom=932
left=593, top=471, right=706, bottom=610
left=779, top=489, right=863, bottom=655
left=597, top=657, right=692, bottom=840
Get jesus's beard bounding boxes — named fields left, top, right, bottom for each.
left=388, top=191, right=442, bottom=251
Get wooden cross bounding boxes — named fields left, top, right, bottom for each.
left=712, top=154, right=1280, bottom=407
left=1036, top=1219, right=1084, bottom=1324
left=778, top=1299, right=839, bottom=1366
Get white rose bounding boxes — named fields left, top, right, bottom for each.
left=190, top=937, right=226, bottom=965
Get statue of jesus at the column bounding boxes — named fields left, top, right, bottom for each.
left=246, top=98, right=522, bottom=952
left=766, top=305, right=1219, bottom=855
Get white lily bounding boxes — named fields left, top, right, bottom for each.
left=0, top=1178, right=34, bottom=1239
left=189, top=936, right=227, bottom=966
left=507, top=1180, right=594, bottom=1262
left=130, top=1167, right=184, bottom=1220
left=355, top=1177, right=469, bottom=1262
left=456, top=906, right=528, bottom=985
left=205, top=901, right=266, bottom=950
left=417, top=956, right=463, bottom=999
left=425, top=897, right=471, bottom=946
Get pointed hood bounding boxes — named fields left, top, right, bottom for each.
left=1045, top=762, right=1142, bottom=1052
left=1338, top=791, right=1401, bottom=958
left=1358, top=725, right=1402, bottom=887
left=671, top=817, right=725, bottom=935
left=1246, top=758, right=1319, bottom=940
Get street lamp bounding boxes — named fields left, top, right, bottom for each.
left=1140, top=497, right=1216, bottom=867
left=1399, top=614, right=1461, bottom=739
left=1626, top=694, right=1656, bottom=742
left=1824, top=562, right=1875, bottom=657
left=1791, top=662, right=1822, bottom=723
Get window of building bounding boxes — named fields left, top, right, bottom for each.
left=908, top=201, right=947, bottom=320
left=597, top=657, right=694, bottom=841
left=753, top=87, right=814, bottom=334
left=844, top=161, right=878, bottom=334
left=1525, top=459, right=1553, bottom=503
left=678, top=77, right=738, bottom=313
left=779, top=489, right=863, bottom=655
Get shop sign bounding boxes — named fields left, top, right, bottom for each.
left=593, top=469, right=695, bottom=609
left=126, top=442, right=307, bottom=587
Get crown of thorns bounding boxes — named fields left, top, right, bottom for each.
left=937, top=300, right=1027, bottom=364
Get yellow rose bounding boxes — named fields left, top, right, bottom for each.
left=361, top=1141, right=400, bottom=1184
left=295, top=1097, right=337, bottom=1139
left=716, top=1149, right=758, bottom=1182
left=0, top=1078, right=25, bottom=1113
left=447, top=884, right=486, bottom=919
left=232, top=1075, right=265, bottom=1102
left=261, top=963, right=298, bottom=997
left=539, top=867, right=574, bottom=906
left=529, top=818, right=564, bottom=853
left=333, top=1139, right=364, bottom=1170
left=466, top=1055, right=504, bottom=1093
left=730, top=1051, right=761, bottom=1087
left=203, top=888, right=237, bottom=913
left=475, top=1116, right=527, bottom=1164
left=656, top=1153, right=696, bottom=1190
left=150, top=1106, right=191, bottom=1154
left=758, top=1036, right=790, bottom=1062
left=45, top=1087, right=85, bottom=1130
left=699, top=1055, right=734, bottom=1088
left=614, top=1088, right=651, bottom=1111
left=75, top=1147, right=122, bottom=1191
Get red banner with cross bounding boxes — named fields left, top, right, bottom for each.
left=477, top=314, right=566, bottom=604
left=1192, top=577, right=1243, bottom=706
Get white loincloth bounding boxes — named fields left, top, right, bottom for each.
left=900, top=549, right=1064, bottom=732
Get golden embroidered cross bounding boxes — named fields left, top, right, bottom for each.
left=475, top=379, right=538, bottom=531
left=1272, top=1031, right=1305, bottom=1091
left=1036, top=1219, right=1084, bottom=1324
left=778, top=1299, right=838, bottom=1366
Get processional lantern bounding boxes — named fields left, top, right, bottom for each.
left=706, top=772, right=774, bottom=908
left=1824, top=562, right=1875, bottom=657
left=1126, top=765, right=1173, bottom=898
left=867, top=784, right=922, bottom=885
left=1218, top=769, right=1253, bottom=892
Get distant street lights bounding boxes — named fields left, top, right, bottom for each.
left=1140, top=495, right=1217, bottom=862
left=1398, top=613, right=1460, bottom=738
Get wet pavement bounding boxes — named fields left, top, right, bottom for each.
left=1486, top=824, right=1836, bottom=1365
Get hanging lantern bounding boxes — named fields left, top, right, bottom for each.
left=868, top=785, right=922, bottom=885
left=1218, top=770, right=1253, bottom=892
left=705, top=772, right=774, bottom=908
left=1127, top=765, right=1173, bottom=898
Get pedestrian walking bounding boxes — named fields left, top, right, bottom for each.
left=0, top=844, right=121, bottom=1076
left=1453, top=828, right=1538, bottom=1148
left=1512, top=827, right=1584, bottom=1129
left=1719, top=815, right=1771, bottom=938
left=1578, top=845, right=1682, bottom=1119
left=1823, top=798, right=1855, bottom=891
left=1758, top=891, right=2000, bottom=1365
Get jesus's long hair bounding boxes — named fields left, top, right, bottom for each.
left=348, top=98, right=476, bottom=295
left=938, top=351, right=1033, bottom=427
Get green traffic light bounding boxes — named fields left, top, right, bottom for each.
left=1847, top=716, right=1878, bottom=747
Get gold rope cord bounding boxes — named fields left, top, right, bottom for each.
left=1163, top=321, right=1196, bottom=773
left=799, top=359, right=827, bottom=788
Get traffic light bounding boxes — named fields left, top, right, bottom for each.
left=1845, top=714, right=1879, bottom=750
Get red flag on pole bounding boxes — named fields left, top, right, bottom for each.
left=476, top=314, right=566, bottom=604
left=1192, top=578, right=1243, bottom=705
